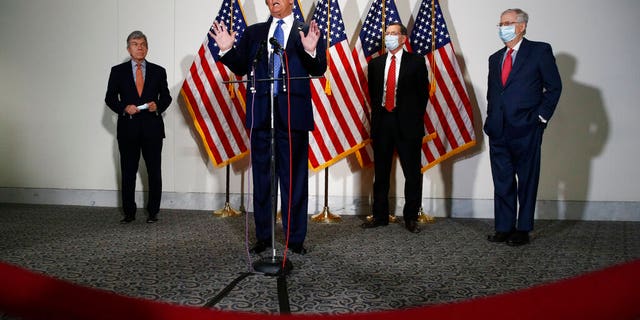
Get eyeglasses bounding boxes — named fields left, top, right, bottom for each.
left=497, top=21, right=521, bottom=27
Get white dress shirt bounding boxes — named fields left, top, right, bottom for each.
left=382, top=50, right=403, bottom=107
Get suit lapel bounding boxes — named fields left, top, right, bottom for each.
left=377, top=53, right=389, bottom=90
left=286, top=20, right=303, bottom=51
left=494, top=47, right=507, bottom=71
left=127, top=60, right=139, bottom=95
left=143, top=61, right=150, bottom=96
left=492, top=47, right=506, bottom=87
left=506, top=38, right=531, bottom=86
left=261, top=18, right=272, bottom=42
left=398, top=51, right=410, bottom=82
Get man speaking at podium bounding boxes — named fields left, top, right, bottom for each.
left=209, top=0, right=327, bottom=255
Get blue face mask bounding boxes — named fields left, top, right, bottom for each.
left=499, top=25, right=517, bottom=43
left=385, top=35, right=400, bottom=51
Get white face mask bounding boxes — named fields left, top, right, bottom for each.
left=385, top=35, right=400, bottom=51
left=499, top=25, right=517, bottom=43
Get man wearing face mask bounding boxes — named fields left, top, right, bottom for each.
left=485, top=9, right=562, bottom=246
left=361, top=22, right=429, bottom=234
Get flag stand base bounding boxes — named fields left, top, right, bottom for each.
left=213, top=202, right=241, bottom=217
left=311, top=206, right=342, bottom=223
left=417, top=207, right=435, bottom=223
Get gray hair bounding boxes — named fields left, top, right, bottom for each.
left=502, top=8, right=528, bottom=34
left=126, top=30, right=147, bottom=47
left=502, top=8, right=529, bottom=24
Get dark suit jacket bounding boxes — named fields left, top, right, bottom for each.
left=218, top=17, right=327, bottom=131
left=484, top=38, right=562, bottom=138
left=105, top=60, right=172, bottom=139
left=368, top=51, right=429, bottom=140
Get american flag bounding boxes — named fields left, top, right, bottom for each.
left=180, top=0, right=249, bottom=167
left=308, top=0, right=369, bottom=171
left=410, top=0, right=475, bottom=171
left=292, top=0, right=304, bottom=22
left=351, top=0, right=404, bottom=168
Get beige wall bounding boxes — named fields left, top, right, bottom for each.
left=1, top=0, right=639, bottom=217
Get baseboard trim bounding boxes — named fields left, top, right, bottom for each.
left=1, top=187, right=638, bottom=221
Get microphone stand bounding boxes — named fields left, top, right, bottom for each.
left=206, top=47, right=291, bottom=317
left=222, top=49, right=321, bottom=277
left=251, top=47, right=293, bottom=276
left=206, top=38, right=325, bottom=313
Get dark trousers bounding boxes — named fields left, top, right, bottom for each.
left=372, top=111, right=423, bottom=222
left=489, top=124, right=545, bottom=232
left=118, top=136, right=163, bottom=217
left=250, top=127, right=309, bottom=244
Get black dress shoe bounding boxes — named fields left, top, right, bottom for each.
left=487, top=231, right=512, bottom=242
left=289, top=243, right=307, bottom=255
left=146, top=216, right=158, bottom=223
left=120, top=216, right=135, bottom=224
left=405, top=220, right=421, bottom=233
left=250, top=239, right=272, bottom=254
left=507, top=231, right=530, bottom=246
left=361, top=219, right=389, bottom=229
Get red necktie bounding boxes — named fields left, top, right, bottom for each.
left=501, top=48, right=513, bottom=86
left=136, top=63, right=144, bottom=96
left=385, top=55, right=396, bottom=111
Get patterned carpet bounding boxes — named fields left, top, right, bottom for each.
left=1, top=203, right=639, bottom=316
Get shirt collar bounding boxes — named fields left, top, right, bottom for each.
left=387, top=50, right=404, bottom=61
left=131, top=60, right=146, bottom=68
left=508, top=38, right=523, bottom=52
left=272, top=13, right=294, bottom=28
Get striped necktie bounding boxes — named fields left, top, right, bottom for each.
left=136, top=63, right=144, bottom=96
left=273, top=19, right=284, bottom=95
left=501, top=48, right=514, bottom=86
left=384, top=55, right=396, bottom=111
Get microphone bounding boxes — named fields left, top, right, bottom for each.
left=249, top=40, right=267, bottom=94
left=269, top=37, right=287, bottom=93
left=253, top=40, right=267, bottom=65
left=269, top=37, right=283, bottom=53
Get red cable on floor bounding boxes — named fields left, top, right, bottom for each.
left=282, top=52, right=293, bottom=267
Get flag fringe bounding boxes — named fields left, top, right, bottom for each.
left=180, top=89, right=249, bottom=168
left=420, top=140, right=476, bottom=173
left=309, top=140, right=370, bottom=172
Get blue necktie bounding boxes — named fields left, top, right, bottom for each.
left=273, top=19, right=284, bottom=95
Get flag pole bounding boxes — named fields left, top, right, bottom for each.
left=381, top=0, right=387, bottom=53
left=227, top=0, right=236, bottom=98
left=311, top=167, right=342, bottom=223
left=213, top=165, right=242, bottom=217
left=311, top=0, right=338, bottom=223
left=417, top=0, right=437, bottom=224
left=213, top=0, right=242, bottom=218
left=323, top=0, right=331, bottom=94
left=427, top=0, right=437, bottom=96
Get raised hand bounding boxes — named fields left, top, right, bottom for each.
left=208, top=21, right=236, bottom=52
left=300, top=20, right=321, bottom=53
